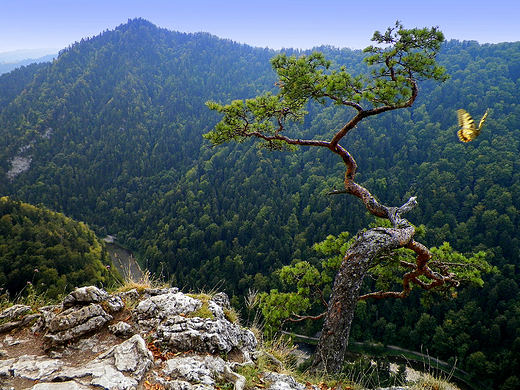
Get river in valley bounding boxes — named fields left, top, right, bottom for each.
left=105, top=241, right=143, bottom=282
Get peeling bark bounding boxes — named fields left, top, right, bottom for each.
left=309, top=181, right=459, bottom=374
left=206, top=32, right=449, bottom=375
left=310, top=225, right=415, bottom=374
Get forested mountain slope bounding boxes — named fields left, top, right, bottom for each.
left=1, top=18, right=520, bottom=388
left=0, top=197, right=117, bottom=298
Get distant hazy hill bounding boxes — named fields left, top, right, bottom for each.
left=2, top=18, right=520, bottom=387
left=0, top=49, right=58, bottom=75
left=0, top=48, right=58, bottom=62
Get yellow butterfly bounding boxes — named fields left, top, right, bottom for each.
left=457, top=109, right=489, bottom=142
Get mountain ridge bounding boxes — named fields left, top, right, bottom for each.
left=2, top=18, right=520, bottom=388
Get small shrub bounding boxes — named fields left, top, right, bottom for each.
left=188, top=302, right=216, bottom=320
left=224, top=308, right=240, bottom=324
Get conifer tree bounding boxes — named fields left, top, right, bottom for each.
left=205, top=22, right=490, bottom=374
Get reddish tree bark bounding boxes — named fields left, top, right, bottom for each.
left=309, top=187, right=419, bottom=373
left=205, top=26, right=452, bottom=374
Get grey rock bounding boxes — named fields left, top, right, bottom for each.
left=159, top=355, right=246, bottom=390
left=158, top=381, right=210, bottom=390
left=0, top=287, right=355, bottom=390
left=115, top=288, right=140, bottom=302
left=156, top=315, right=257, bottom=354
left=207, top=299, right=225, bottom=320
left=109, top=321, right=134, bottom=337
left=135, top=291, right=201, bottom=321
left=0, top=313, right=42, bottom=334
left=50, top=335, right=153, bottom=389
left=0, top=323, right=248, bottom=390
left=32, top=305, right=60, bottom=334
left=224, top=365, right=246, bottom=390
left=49, top=350, right=63, bottom=359
left=263, top=372, right=308, bottom=390
left=142, top=287, right=179, bottom=297
left=43, top=303, right=112, bottom=345
left=39, top=304, right=62, bottom=312
left=59, top=361, right=138, bottom=389
left=22, top=313, right=42, bottom=324
left=62, top=286, right=110, bottom=307
left=0, top=358, right=15, bottom=377
left=0, top=321, right=23, bottom=333
left=208, top=292, right=232, bottom=320
left=64, top=333, right=117, bottom=355
left=10, top=355, right=63, bottom=381
left=105, top=295, right=125, bottom=312
left=2, top=334, right=30, bottom=346
left=28, top=382, right=91, bottom=390
left=101, top=334, right=153, bottom=378
left=90, top=366, right=139, bottom=390
left=212, top=292, right=231, bottom=309
left=0, top=304, right=31, bottom=320
left=162, top=355, right=219, bottom=386
left=46, top=303, right=110, bottom=332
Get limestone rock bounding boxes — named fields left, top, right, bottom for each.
left=109, top=321, right=134, bottom=337
left=105, top=295, right=125, bottom=313
left=102, top=334, right=153, bottom=378
left=0, top=286, right=344, bottom=390
left=115, top=288, right=140, bottom=303
left=0, top=357, right=16, bottom=377
left=156, top=315, right=257, bottom=355
left=135, top=291, right=202, bottom=320
left=142, top=286, right=179, bottom=297
left=28, top=382, right=91, bottom=390
left=0, top=346, right=140, bottom=389
left=43, top=303, right=113, bottom=345
left=263, top=372, right=309, bottom=390
left=62, top=286, right=110, bottom=307
left=10, top=354, right=63, bottom=381
left=46, top=334, right=153, bottom=389
left=0, top=314, right=40, bottom=334
left=155, top=354, right=247, bottom=390
left=0, top=304, right=31, bottom=320
left=212, top=292, right=231, bottom=309
left=162, top=355, right=221, bottom=386
left=134, top=290, right=202, bottom=331
left=0, top=304, right=39, bottom=334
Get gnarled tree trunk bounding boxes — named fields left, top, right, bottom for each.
left=310, top=226, right=415, bottom=374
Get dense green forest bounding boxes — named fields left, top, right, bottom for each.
left=0, top=197, right=117, bottom=298
left=1, top=18, right=520, bottom=388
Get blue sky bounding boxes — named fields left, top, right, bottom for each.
left=1, top=0, right=519, bottom=54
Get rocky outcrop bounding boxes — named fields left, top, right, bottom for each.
left=0, top=286, right=457, bottom=390
left=0, top=286, right=275, bottom=390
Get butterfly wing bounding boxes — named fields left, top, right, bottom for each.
left=457, top=109, right=479, bottom=142
left=478, top=110, right=489, bottom=131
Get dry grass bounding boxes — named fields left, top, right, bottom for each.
left=409, top=373, right=461, bottom=390
left=113, top=268, right=169, bottom=294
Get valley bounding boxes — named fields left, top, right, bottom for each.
left=1, top=18, right=520, bottom=388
